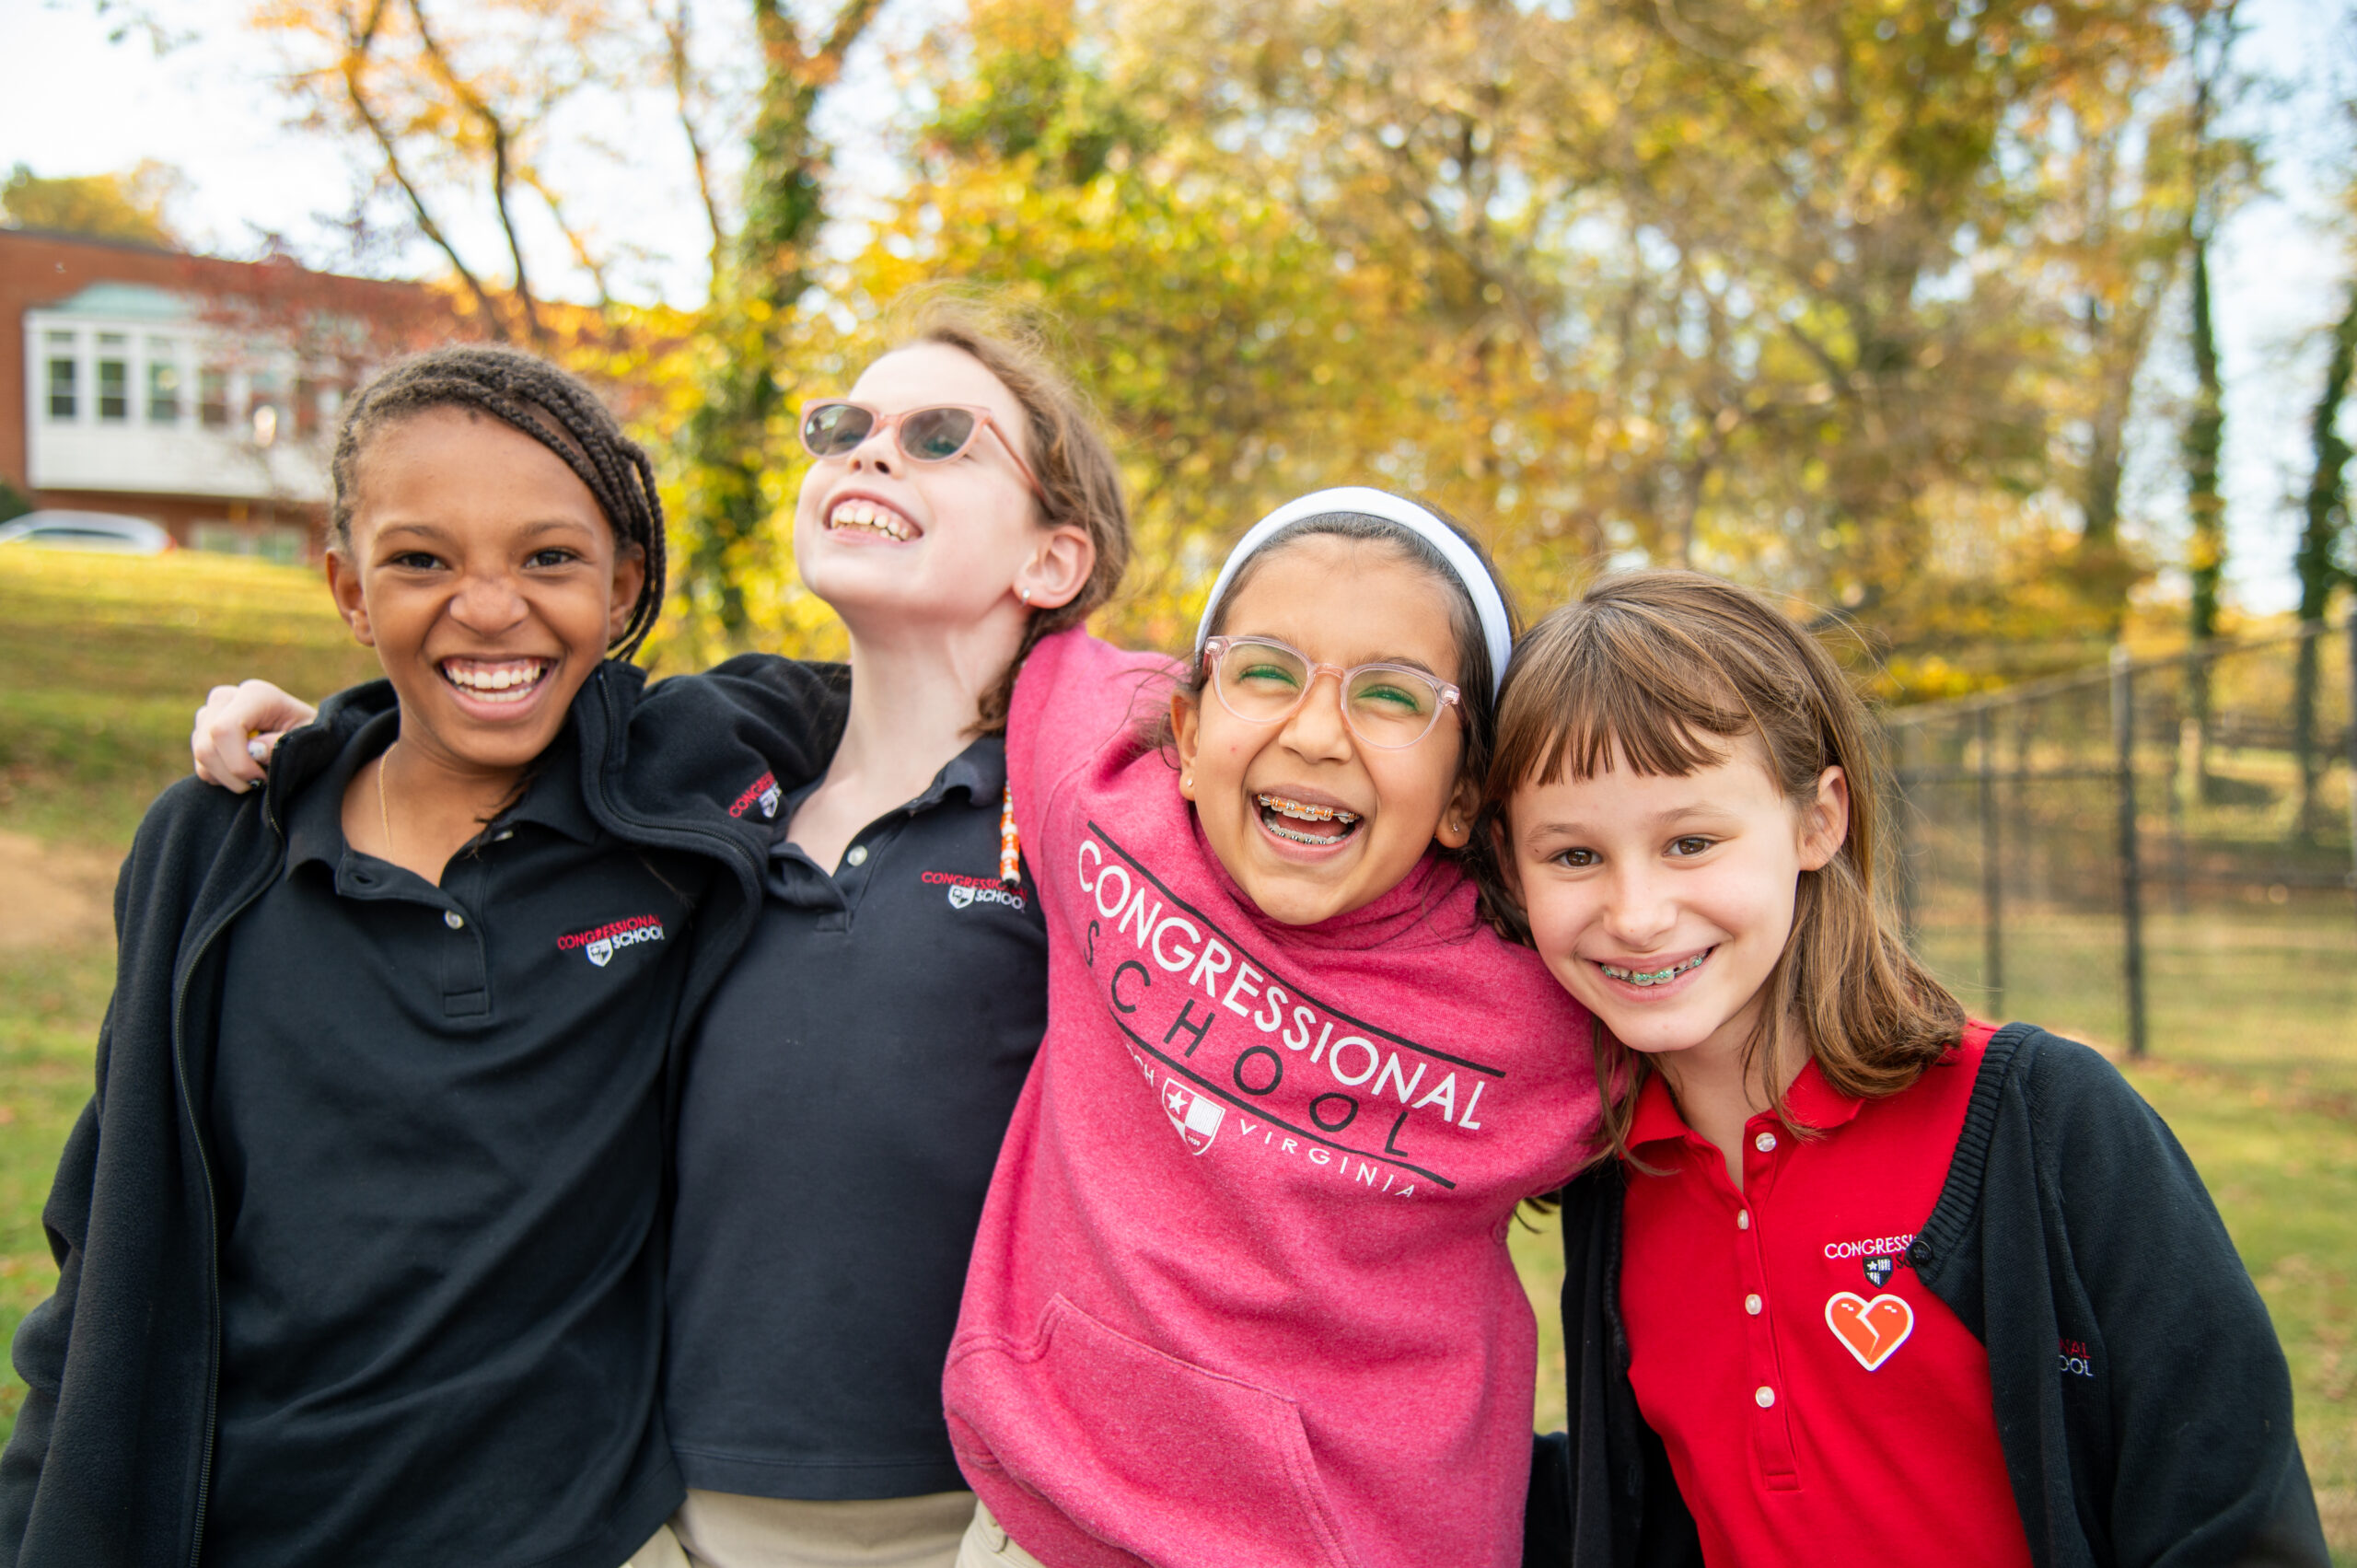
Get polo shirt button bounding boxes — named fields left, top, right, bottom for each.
left=1745, top=1293, right=1761, bottom=1315
left=1754, top=1132, right=1777, bottom=1153
left=444, top=910, right=465, bottom=930
left=1736, top=1209, right=1750, bottom=1229
left=845, top=844, right=869, bottom=866
left=1755, top=1385, right=1775, bottom=1409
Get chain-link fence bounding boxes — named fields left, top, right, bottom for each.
left=1884, top=619, right=2357, bottom=1096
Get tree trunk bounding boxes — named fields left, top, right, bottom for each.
left=671, top=0, right=884, bottom=640
left=2293, top=278, right=2357, bottom=840
left=2183, top=235, right=2225, bottom=790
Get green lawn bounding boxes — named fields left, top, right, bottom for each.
left=0, top=547, right=378, bottom=847
left=0, top=546, right=2349, bottom=1557
left=1916, top=901, right=2357, bottom=1100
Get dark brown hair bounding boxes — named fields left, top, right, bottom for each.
left=887, top=290, right=1132, bottom=734
left=1171, top=501, right=1516, bottom=856
left=329, top=343, right=666, bottom=660
left=1483, top=570, right=1962, bottom=1164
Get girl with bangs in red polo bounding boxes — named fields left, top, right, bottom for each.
left=1496, top=571, right=2327, bottom=1568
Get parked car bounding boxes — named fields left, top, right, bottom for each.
left=0, top=511, right=175, bottom=554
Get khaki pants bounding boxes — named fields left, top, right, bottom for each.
left=630, top=1488, right=976, bottom=1568
left=951, top=1500, right=1049, bottom=1568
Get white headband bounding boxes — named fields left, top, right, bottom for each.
left=1190, top=486, right=1514, bottom=698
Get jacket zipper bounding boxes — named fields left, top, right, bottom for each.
left=171, top=814, right=284, bottom=1568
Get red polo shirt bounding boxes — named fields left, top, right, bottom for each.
left=1619, top=1023, right=2031, bottom=1568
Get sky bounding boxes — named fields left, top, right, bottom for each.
left=4, top=0, right=2351, bottom=617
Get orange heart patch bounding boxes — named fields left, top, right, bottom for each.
left=1824, top=1291, right=1914, bottom=1372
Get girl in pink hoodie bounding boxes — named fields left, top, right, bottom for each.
left=946, top=488, right=1601, bottom=1568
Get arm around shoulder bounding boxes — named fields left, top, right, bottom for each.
left=632, top=656, right=850, bottom=796
left=1004, top=628, right=1179, bottom=820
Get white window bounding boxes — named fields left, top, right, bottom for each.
left=146, top=337, right=181, bottom=424
left=44, top=331, right=76, bottom=420
left=248, top=369, right=283, bottom=446
left=96, top=333, right=129, bottom=423
left=199, top=366, right=230, bottom=429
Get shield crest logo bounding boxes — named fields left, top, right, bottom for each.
left=1863, top=1255, right=1896, bottom=1289
left=1159, top=1079, right=1225, bottom=1155
left=585, top=938, right=614, bottom=968
left=947, top=883, right=976, bottom=909
left=758, top=784, right=782, bottom=819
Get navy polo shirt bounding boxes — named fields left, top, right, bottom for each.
left=665, top=734, right=1047, bottom=1500
left=203, top=709, right=713, bottom=1568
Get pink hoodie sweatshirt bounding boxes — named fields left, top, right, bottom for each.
left=945, top=630, right=1600, bottom=1568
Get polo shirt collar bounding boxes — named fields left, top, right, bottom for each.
left=283, top=710, right=599, bottom=877
left=922, top=732, right=1004, bottom=813
left=284, top=709, right=397, bottom=875
left=1622, top=1053, right=1864, bottom=1151
left=1626, top=1071, right=1691, bottom=1150
left=1779, top=1056, right=1864, bottom=1133
left=770, top=733, right=1004, bottom=857
left=490, top=718, right=599, bottom=846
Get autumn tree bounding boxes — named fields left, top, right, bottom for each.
left=941, top=0, right=2196, bottom=681
left=668, top=0, right=886, bottom=641
left=2, top=160, right=187, bottom=247
left=250, top=0, right=740, bottom=342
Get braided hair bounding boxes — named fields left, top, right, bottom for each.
left=329, top=344, right=668, bottom=660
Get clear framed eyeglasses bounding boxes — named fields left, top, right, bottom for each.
left=1202, top=634, right=1461, bottom=749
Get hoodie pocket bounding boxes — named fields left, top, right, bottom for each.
left=946, top=1295, right=1362, bottom=1568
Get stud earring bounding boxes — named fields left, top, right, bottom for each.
left=1017, top=586, right=1032, bottom=604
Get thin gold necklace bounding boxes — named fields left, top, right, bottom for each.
left=375, top=743, right=396, bottom=856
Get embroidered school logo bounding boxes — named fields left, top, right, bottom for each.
left=556, top=914, right=666, bottom=967
left=1161, top=1079, right=1225, bottom=1155
left=921, top=869, right=1026, bottom=912
left=728, top=772, right=782, bottom=820
left=2059, top=1337, right=2095, bottom=1378
left=1824, top=1231, right=1915, bottom=1262
left=1825, top=1292, right=1914, bottom=1372
left=1863, top=1255, right=1896, bottom=1289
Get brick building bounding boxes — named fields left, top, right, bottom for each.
left=4, top=228, right=468, bottom=559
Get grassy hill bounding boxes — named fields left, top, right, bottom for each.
left=0, top=548, right=379, bottom=848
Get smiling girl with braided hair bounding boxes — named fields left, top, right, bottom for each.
left=0, top=343, right=843, bottom=1568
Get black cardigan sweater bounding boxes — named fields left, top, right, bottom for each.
left=1525, top=1023, right=2330, bottom=1568
left=0, top=656, right=848, bottom=1568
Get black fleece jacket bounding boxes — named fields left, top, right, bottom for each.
left=1526, top=1023, right=2329, bottom=1568
left=0, top=655, right=847, bottom=1568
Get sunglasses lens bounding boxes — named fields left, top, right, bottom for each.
left=900, top=407, right=980, bottom=461
left=803, top=402, right=873, bottom=456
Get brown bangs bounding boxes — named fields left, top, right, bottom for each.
left=1499, top=597, right=1759, bottom=793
